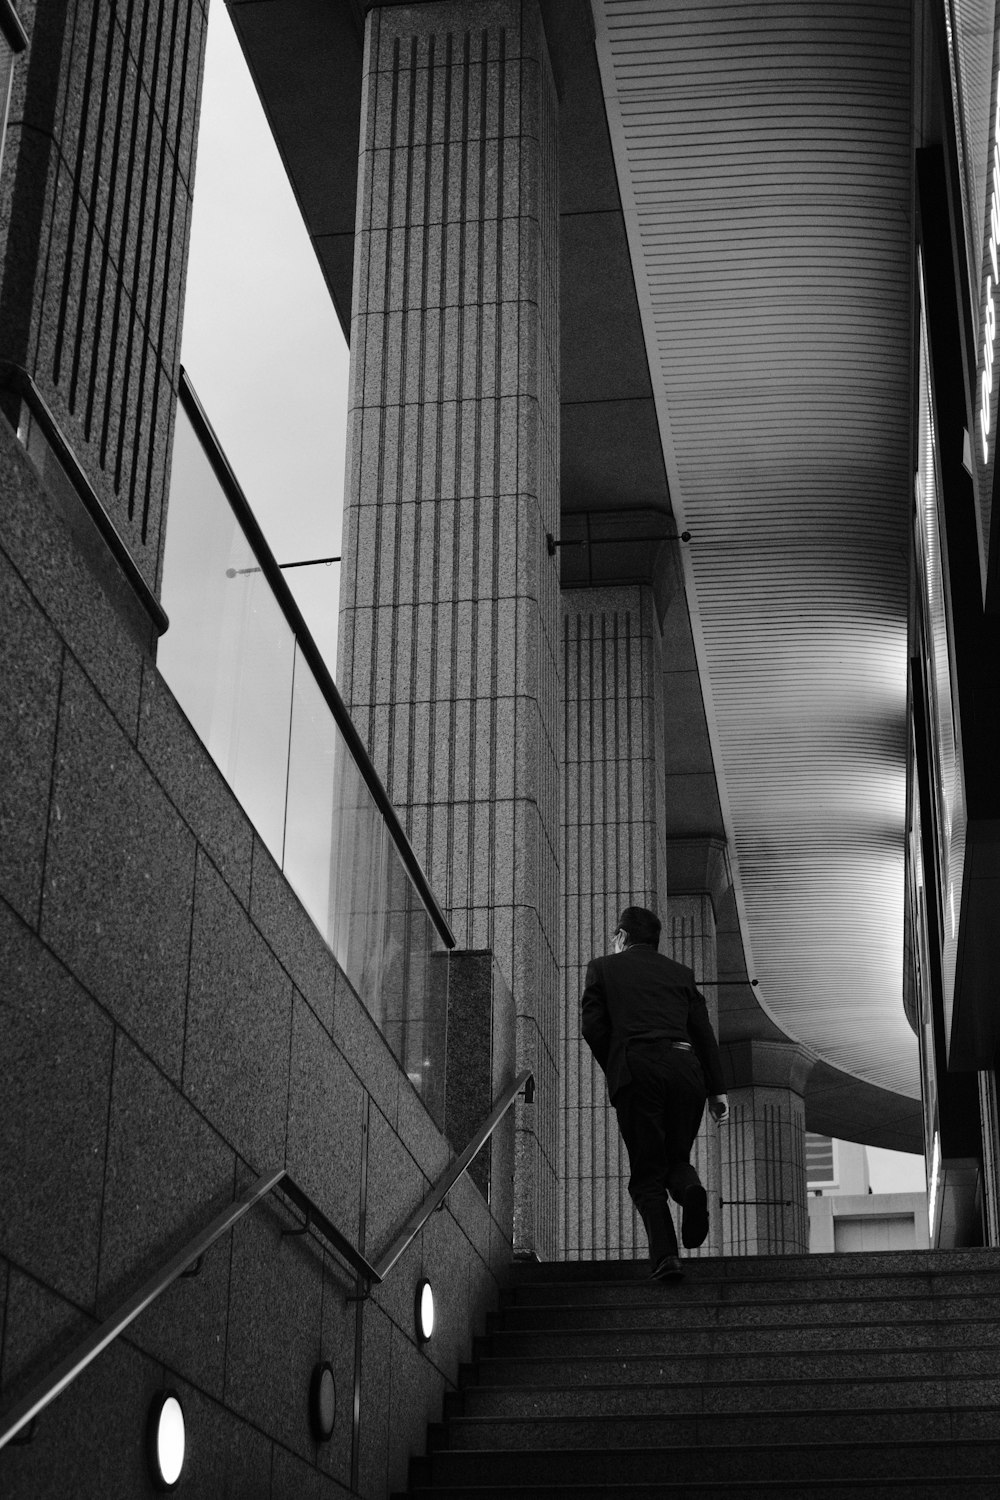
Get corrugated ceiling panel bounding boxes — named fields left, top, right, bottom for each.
left=595, top=0, right=919, bottom=1097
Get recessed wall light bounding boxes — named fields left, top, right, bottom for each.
left=415, top=1279, right=435, bottom=1343
left=309, top=1362, right=336, bottom=1442
left=147, top=1390, right=185, bottom=1490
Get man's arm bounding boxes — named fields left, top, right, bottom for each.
left=581, top=957, right=611, bottom=1070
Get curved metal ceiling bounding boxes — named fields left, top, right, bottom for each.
left=594, top=0, right=920, bottom=1098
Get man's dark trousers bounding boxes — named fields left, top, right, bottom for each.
left=614, top=1038, right=707, bottom=1261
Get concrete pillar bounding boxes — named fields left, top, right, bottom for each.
left=0, top=1, right=208, bottom=589
left=666, top=837, right=730, bottom=1258
left=560, top=583, right=666, bottom=1260
left=338, top=1, right=560, bottom=1256
left=720, top=1038, right=815, bottom=1255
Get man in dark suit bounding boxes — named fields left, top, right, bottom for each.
left=582, top=905, right=729, bottom=1280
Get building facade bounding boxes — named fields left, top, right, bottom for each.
left=2, top=0, right=1000, bottom=1494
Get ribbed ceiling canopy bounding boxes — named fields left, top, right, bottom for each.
left=594, top=0, right=920, bottom=1099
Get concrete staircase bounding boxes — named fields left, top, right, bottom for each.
left=399, top=1249, right=1000, bottom=1498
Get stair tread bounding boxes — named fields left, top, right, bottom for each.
left=404, top=1253, right=1000, bottom=1496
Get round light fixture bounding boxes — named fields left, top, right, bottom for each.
left=147, top=1390, right=185, bottom=1491
left=415, top=1278, right=435, bottom=1343
left=309, top=1361, right=336, bottom=1442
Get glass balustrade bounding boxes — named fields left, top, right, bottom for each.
left=157, top=375, right=449, bottom=1124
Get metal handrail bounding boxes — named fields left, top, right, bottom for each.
left=0, top=1070, right=532, bottom=1452
left=0, top=1169, right=285, bottom=1451
left=176, top=367, right=454, bottom=951
left=0, top=361, right=169, bottom=637
left=372, top=1068, right=533, bottom=1281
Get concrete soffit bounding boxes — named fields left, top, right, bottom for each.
left=226, top=0, right=922, bottom=1147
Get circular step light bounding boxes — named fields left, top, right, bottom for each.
left=415, top=1278, right=435, bottom=1344
left=147, top=1389, right=185, bottom=1490
left=309, top=1361, right=336, bottom=1442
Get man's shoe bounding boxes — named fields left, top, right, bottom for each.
left=650, top=1253, right=683, bottom=1281
left=681, top=1183, right=709, bottom=1248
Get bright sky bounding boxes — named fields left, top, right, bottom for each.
left=179, top=0, right=350, bottom=673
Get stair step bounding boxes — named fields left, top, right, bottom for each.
left=494, top=1293, right=1000, bottom=1330
left=401, top=1253, right=1000, bottom=1497
left=416, top=1434, right=1000, bottom=1487
left=402, top=1483, right=1000, bottom=1498
left=457, top=1343, right=1000, bottom=1395
left=508, top=1250, right=1000, bottom=1285
left=481, top=1321, right=1000, bottom=1359
left=503, top=1274, right=1000, bottom=1307
left=472, top=1317, right=1000, bottom=1362
left=432, top=1401, right=998, bottom=1453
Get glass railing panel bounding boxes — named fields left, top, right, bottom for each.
left=159, top=377, right=452, bottom=1128
left=159, top=406, right=294, bottom=859
left=283, top=649, right=339, bottom=939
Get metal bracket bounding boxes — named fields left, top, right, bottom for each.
left=720, top=1198, right=793, bottom=1207
left=546, top=531, right=690, bottom=557
left=282, top=1207, right=311, bottom=1239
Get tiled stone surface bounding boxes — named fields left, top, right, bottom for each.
left=0, top=1266, right=95, bottom=1403
left=0, top=418, right=145, bottom=736
left=137, top=662, right=255, bottom=910
left=98, top=1033, right=234, bottom=1391
left=249, top=835, right=337, bottom=1035
left=396, top=1068, right=451, bottom=1182
left=270, top=1444, right=323, bottom=1500
left=669, top=889, right=723, bottom=1259
left=332, top=972, right=400, bottom=1128
left=185, top=851, right=293, bottom=1168
left=358, top=1303, right=392, bottom=1498
left=0, top=900, right=114, bottom=1306
left=0, top=0, right=207, bottom=587
left=0, top=549, right=62, bottom=925
left=339, top=0, right=561, bottom=1259
left=720, top=1057, right=812, bottom=1254
left=166, top=1375, right=273, bottom=1500
left=41, top=658, right=196, bottom=1079
left=0, top=1319, right=157, bottom=1500
left=364, top=1102, right=427, bottom=1263
left=386, top=1320, right=447, bottom=1495
left=560, top=585, right=667, bottom=1262
left=315, top=1253, right=361, bottom=1491
left=287, top=995, right=365, bottom=1245
left=225, top=1197, right=324, bottom=1462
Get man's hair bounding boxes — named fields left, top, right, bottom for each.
left=618, top=906, right=661, bottom=949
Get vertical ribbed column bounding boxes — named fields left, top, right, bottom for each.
left=719, top=1040, right=814, bottom=1255
left=560, top=584, right=666, bottom=1260
left=667, top=892, right=722, bottom=1258
left=0, top=1, right=207, bottom=587
left=338, top=2, right=560, bottom=1255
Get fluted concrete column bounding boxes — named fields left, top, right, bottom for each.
left=720, top=1039, right=815, bottom=1255
left=338, top=1, right=560, bottom=1255
left=561, top=583, right=666, bottom=1259
left=0, top=2, right=207, bottom=589
left=666, top=837, right=729, bottom=1258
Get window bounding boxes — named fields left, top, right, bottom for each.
left=806, top=1133, right=838, bottom=1191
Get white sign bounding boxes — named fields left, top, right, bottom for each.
left=980, top=84, right=1000, bottom=465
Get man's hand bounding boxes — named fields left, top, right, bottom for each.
left=708, top=1093, right=729, bottom=1124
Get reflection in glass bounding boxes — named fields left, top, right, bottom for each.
left=915, top=263, right=967, bottom=1032
left=159, top=394, right=449, bottom=1126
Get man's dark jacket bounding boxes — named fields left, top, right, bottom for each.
left=582, top=944, right=726, bottom=1102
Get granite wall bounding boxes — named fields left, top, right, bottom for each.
left=0, top=385, right=513, bottom=1498
left=0, top=0, right=206, bottom=594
